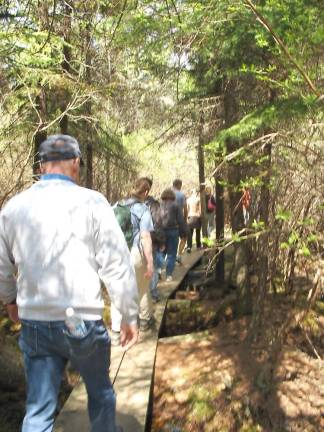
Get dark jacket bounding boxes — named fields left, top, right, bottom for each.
left=145, top=195, right=166, bottom=248
left=160, top=200, right=187, bottom=238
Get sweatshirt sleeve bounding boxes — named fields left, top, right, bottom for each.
left=93, top=195, right=139, bottom=325
left=0, top=212, right=17, bottom=304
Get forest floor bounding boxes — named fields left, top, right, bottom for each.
left=0, top=291, right=323, bottom=432
left=151, top=293, right=324, bottom=432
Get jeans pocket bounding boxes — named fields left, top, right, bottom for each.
left=64, top=321, right=102, bottom=359
left=19, top=322, right=37, bottom=356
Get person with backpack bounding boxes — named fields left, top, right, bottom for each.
left=111, top=178, right=154, bottom=341
left=0, top=134, right=138, bottom=432
left=160, top=188, right=187, bottom=282
left=144, top=179, right=166, bottom=303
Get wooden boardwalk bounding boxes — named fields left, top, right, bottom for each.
left=54, top=249, right=204, bottom=432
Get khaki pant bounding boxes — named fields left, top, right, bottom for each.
left=111, top=247, right=153, bottom=331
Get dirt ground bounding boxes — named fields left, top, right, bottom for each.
left=151, top=310, right=324, bottom=432
left=0, top=295, right=323, bottom=432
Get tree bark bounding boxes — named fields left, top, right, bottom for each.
left=198, top=119, right=207, bottom=238
left=59, top=0, right=72, bottom=135
left=215, top=176, right=225, bottom=282
left=33, top=90, right=47, bottom=178
left=248, top=142, right=272, bottom=341
left=84, top=23, right=93, bottom=189
left=105, top=153, right=111, bottom=201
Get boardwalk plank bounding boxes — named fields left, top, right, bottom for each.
left=54, top=249, right=204, bottom=432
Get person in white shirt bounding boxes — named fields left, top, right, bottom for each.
left=186, top=188, right=202, bottom=252
left=0, top=134, right=137, bottom=432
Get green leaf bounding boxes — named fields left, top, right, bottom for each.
left=231, top=233, right=242, bottom=243
left=280, top=242, right=290, bottom=250
left=299, top=245, right=311, bottom=257
left=288, top=231, right=299, bottom=245
left=275, top=209, right=292, bottom=221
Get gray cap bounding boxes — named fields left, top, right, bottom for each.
left=39, top=135, right=82, bottom=163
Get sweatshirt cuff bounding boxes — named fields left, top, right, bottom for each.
left=123, top=314, right=138, bottom=326
left=0, top=287, right=17, bottom=305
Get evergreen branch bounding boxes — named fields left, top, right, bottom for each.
left=243, top=0, right=321, bottom=98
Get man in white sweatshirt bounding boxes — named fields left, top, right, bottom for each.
left=0, top=134, right=138, bottom=432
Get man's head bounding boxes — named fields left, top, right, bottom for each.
left=161, top=188, right=176, bottom=201
left=39, top=135, right=82, bottom=164
left=140, top=176, right=153, bottom=191
left=173, top=179, right=182, bottom=190
left=39, top=135, right=83, bottom=182
left=132, top=178, right=151, bottom=201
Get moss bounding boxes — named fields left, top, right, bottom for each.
left=190, top=400, right=214, bottom=422
left=314, top=301, right=324, bottom=316
left=188, top=384, right=219, bottom=422
left=302, top=310, right=320, bottom=335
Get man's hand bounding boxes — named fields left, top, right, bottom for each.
left=6, top=303, right=19, bottom=323
left=140, top=230, right=153, bottom=279
left=144, top=263, right=153, bottom=280
left=120, top=322, right=139, bottom=351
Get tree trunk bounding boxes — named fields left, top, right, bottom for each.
left=59, top=0, right=72, bottom=135
left=223, top=79, right=253, bottom=314
left=105, top=153, right=111, bottom=201
left=33, top=89, right=47, bottom=177
left=248, top=142, right=272, bottom=341
left=198, top=116, right=207, bottom=238
left=215, top=176, right=225, bottom=282
left=84, top=24, right=93, bottom=189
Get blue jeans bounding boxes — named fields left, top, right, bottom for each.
left=164, top=229, right=179, bottom=277
left=150, top=250, right=165, bottom=299
left=19, top=319, right=116, bottom=432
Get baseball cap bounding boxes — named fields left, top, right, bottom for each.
left=39, top=134, right=83, bottom=165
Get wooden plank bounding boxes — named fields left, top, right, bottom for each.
left=54, top=249, right=204, bottom=432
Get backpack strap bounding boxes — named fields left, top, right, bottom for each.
left=125, top=198, right=147, bottom=250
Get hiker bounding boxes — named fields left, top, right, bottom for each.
left=160, top=188, right=187, bottom=282
left=144, top=178, right=166, bottom=303
left=111, top=177, right=154, bottom=340
left=0, top=134, right=138, bottom=432
left=205, top=185, right=216, bottom=237
left=172, top=178, right=188, bottom=263
left=186, top=188, right=202, bottom=252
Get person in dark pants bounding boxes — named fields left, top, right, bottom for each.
left=186, top=188, right=202, bottom=252
left=160, top=188, right=187, bottom=282
left=0, top=134, right=138, bottom=432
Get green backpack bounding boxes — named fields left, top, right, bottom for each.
left=113, top=202, right=134, bottom=249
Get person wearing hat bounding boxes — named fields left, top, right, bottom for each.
left=0, top=134, right=138, bottom=432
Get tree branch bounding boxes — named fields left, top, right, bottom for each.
left=243, top=0, right=321, bottom=98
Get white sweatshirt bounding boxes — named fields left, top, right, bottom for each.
left=0, top=175, right=139, bottom=324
